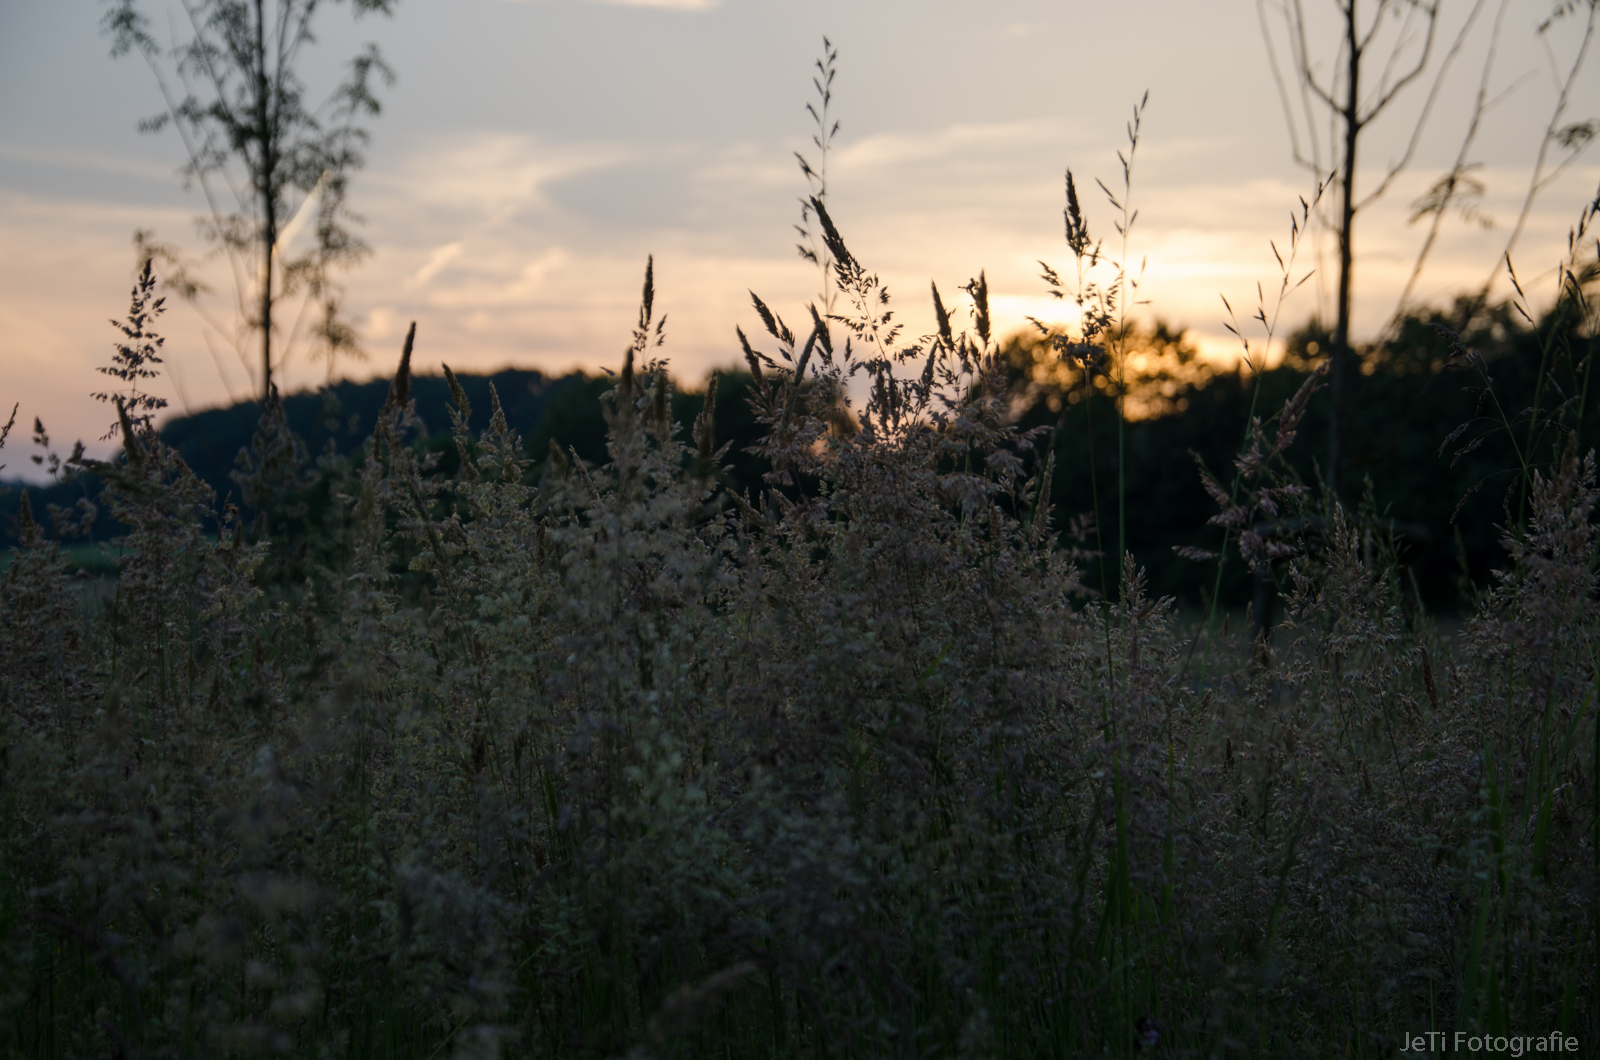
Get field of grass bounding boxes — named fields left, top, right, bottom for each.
left=1, top=162, right=1597, bottom=1060
left=0, top=542, right=121, bottom=580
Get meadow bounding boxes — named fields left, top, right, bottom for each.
left=1, top=166, right=1598, bottom=1059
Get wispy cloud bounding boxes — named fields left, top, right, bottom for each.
left=378, top=133, right=633, bottom=221
left=0, top=142, right=176, bottom=184
left=409, top=241, right=465, bottom=288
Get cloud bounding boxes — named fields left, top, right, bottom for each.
left=366, top=306, right=397, bottom=340
left=423, top=247, right=572, bottom=310
left=409, top=241, right=465, bottom=288
left=372, top=134, right=636, bottom=238
left=0, top=142, right=175, bottom=184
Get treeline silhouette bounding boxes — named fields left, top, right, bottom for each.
left=3, top=296, right=1590, bottom=612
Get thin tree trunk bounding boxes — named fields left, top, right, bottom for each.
left=260, top=217, right=274, bottom=403
left=1330, top=0, right=1361, bottom=497
left=255, top=0, right=275, bottom=403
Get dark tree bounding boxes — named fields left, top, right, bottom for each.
left=104, top=0, right=398, bottom=402
left=1260, top=0, right=1447, bottom=493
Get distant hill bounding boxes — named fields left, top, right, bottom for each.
left=161, top=368, right=586, bottom=503
left=0, top=368, right=589, bottom=549
left=1, top=367, right=770, bottom=553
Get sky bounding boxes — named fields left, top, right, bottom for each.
left=1, top=0, right=1596, bottom=474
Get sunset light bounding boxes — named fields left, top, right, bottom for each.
left=3, top=2, right=1595, bottom=462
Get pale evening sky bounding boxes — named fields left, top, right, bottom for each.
left=0, top=0, right=1595, bottom=472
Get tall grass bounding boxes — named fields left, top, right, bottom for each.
left=1, top=111, right=1597, bottom=1060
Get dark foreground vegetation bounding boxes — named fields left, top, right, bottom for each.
left=2, top=191, right=1598, bottom=1058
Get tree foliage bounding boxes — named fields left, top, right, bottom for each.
left=104, top=0, right=397, bottom=399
